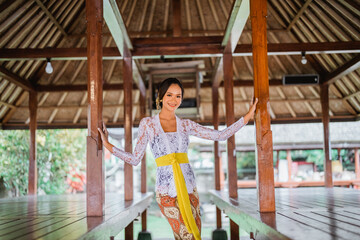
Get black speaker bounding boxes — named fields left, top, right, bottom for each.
left=282, top=74, right=319, bottom=85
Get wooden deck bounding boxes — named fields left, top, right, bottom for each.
left=0, top=192, right=153, bottom=240
left=209, top=187, right=360, bottom=240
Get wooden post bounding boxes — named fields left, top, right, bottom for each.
left=355, top=148, right=360, bottom=180
left=320, top=84, right=333, bottom=187
left=212, top=86, right=222, bottom=228
left=28, top=91, right=37, bottom=195
left=123, top=56, right=133, bottom=239
left=172, top=0, right=181, bottom=37
left=140, top=93, right=147, bottom=232
left=148, top=75, right=153, bottom=115
left=337, top=148, right=342, bottom=165
left=86, top=0, right=104, bottom=217
left=287, top=150, right=292, bottom=182
left=223, top=50, right=239, bottom=239
left=196, top=71, right=201, bottom=118
left=250, top=0, right=275, bottom=212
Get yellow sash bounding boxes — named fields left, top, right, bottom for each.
left=156, top=153, right=201, bottom=240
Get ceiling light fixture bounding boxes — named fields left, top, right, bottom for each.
left=301, top=51, right=307, bottom=65
left=45, top=58, right=53, bottom=74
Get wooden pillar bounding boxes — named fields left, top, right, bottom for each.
left=287, top=150, right=292, bottom=182
left=28, top=91, right=37, bottom=195
left=223, top=51, right=239, bottom=239
left=196, top=71, right=201, bottom=117
left=212, top=86, right=222, bottom=228
left=320, top=84, right=333, bottom=187
left=172, top=0, right=181, bottom=37
left=337, top=148, right=342, bottom=165
left=86, top=0, right=104, bottom=217
left=148, top=75, right=153, bottom=115
left=355, top=148, right=359, bottom=179
left=140, top=93, right=147, bottom=232
left=250, top=0, right=275, bottom=212
left=123, top=56, right=133, bottom=239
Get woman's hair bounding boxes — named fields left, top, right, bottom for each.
left=156, top=78, right=184, bottom=109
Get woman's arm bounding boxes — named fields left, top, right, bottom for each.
left=98, top=118, right=149, bottom=166
left=186, top=98, right=258, bottom=141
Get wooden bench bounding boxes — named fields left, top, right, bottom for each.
left=209, top=187, right=360, bottom=240
left=0, top=192, right=153, bottom=240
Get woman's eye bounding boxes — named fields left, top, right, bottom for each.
left=177, top=96, right=181, bottom=98
left=167, top=94, right=171, bottom=97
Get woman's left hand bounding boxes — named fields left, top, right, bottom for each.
left=244, top=98, right=258, bottom=123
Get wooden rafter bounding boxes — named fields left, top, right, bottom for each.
left=222, top=0, right=249, bottom=52
left=212, top=0, right=249, bottom=108
left=103, top=0, right=145, bottom=97
left=2, top=41, right=359, bottom=60
left=35, top=79, right=287, bottom=92
left=34, top=0, right=67, bottom=36
left=19, top=97, right=343, bottom=110
left=0, top=66, right=35, bottom=92
left=322, top=54, right=360, bottom=85
left=287, top=0, right=313, bottom=31
left=172, top=0, right=181, bottom=36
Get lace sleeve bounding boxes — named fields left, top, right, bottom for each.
left=112, top=118, right=149, bottom=166
left=185, top=117, right=246, bottom=141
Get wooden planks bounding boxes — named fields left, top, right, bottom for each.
left=209, top=187, right=360, bottom=240
left=0, top=193, right=153, bottom=240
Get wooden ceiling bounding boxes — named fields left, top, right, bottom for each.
left=0, top=0, right=359, bottom=129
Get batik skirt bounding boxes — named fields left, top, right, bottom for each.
left=156, top=188, right=201, bottom=240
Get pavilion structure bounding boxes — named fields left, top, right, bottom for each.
left=0, top=0, right=360, bottom=239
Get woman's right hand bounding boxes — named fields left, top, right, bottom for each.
left=98, top=122, right=109, bottom=143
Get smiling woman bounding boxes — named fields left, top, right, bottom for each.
left=98, top=78, right=258, bottom=240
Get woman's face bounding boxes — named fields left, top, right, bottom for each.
left=161, top=84, right=182, bottom=112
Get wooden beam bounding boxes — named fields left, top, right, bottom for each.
left=103, top=0, right=132, bottom=55
left=223, top=51, right=237, bottom=199
left=0, top=66, right=35, bottom=92
left=286, top=150, right=292, bottom=182
left=132, top=59, right=146, bottom=97
left=103, top=0, right=145, bottom=98
left=140, top=93, right=147, bottom=232
left=287, top=0, right=313, bottom=31
left=322, top=54, right=360, bottom=85
left=320, top=84, right=333, bottom=188
left=86, top=0, right=104, bottom=217
left=35, top=79, right=285, bottom=93
left=223, top=49, right=239, bottom=240
left=34, top=0, right=67, bottom=36
left=250, top=0, right=275, bottom=213
left=28, top=91, right=37, bottom=195
left=212, top=85, right=222, bottom=229
left=222, top=0, right=250, bottom=52
left=172, top=0, right=181, bottom=37
left=211, top=58, right=223, bottom=88
left=355, top=148, right=360, bottom=180
left=1, top=41, right=360, bottom=60
left=123, top=56, right=134, bottom=239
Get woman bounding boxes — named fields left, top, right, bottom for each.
left=98, top=78, right=258, bottom=240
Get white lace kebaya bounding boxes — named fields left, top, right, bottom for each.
left=112, top=114, right=246, bottom=197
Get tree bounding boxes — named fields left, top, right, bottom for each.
left=0, top=129, right=86, bottom=197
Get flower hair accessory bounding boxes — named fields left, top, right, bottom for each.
left=156, top=97, right=162, bottom=110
